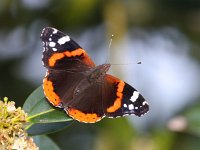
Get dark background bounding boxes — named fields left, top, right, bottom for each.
left=0, top=0, right=200, bottom=150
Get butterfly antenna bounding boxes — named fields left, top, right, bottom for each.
left=109, top=34, right=114, bottom=49
left=106, top=34, right=142, bottom=66
left=106, top=34, right=114, bottom=64
left=111, top=62, right=142, bottom=66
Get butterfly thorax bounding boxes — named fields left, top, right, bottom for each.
left=88, top=64, right=111, bottom=83
left=73, top=64, right=110, bottom=97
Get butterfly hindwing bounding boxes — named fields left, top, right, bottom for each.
left=65, top=82, right=105, bottom=123
left=44, top=68, right=106, bottom=123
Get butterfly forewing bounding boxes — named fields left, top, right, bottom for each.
left=41, top=27, right=95, bottom=71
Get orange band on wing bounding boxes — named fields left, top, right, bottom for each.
left=48, top=48, right=95, bottom=67
left=106, top=81, right=125, bottom=113
left=49, top=53, right=65, bottom=67
left=64, top=48, right=85, bottom=57
left=67, top=108, right=102, bottom=123
left=43, top=78, right=61, bottom=106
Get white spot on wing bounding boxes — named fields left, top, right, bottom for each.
left=58, top=36, right=70, bottom=45
left=143, top=101, right=148, bottom=106
left=123, top=104, right=127, bottom=108
left=45, top=71, right=48, bottom=77
left=128, top=104, right=134, bottom=110
left=53, top=29, right=58, bottom=34
left=49, top=42, right=56, bottom=47
left=52, top=48, right=57, bottom=51
left=122, top=114, right=129, bottom=117
left=130, top=91, right=139, bottom=102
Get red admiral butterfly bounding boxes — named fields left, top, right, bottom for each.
left=41, top=27, right=149, bottom=123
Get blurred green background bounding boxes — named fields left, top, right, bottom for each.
left=1, top=0, right=200, bottom=149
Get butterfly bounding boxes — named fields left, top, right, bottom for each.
left=41, top=27, right=149, bottom=123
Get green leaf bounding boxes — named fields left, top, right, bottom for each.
left=26, top=122, right=72, bottom=135
left=23, top=86, right=73, bottom=135
left=33, top=135, right=60, bottom=150
left=184, top=103, right=200, bottom=136
left=23, top=86, right=44, bottom=114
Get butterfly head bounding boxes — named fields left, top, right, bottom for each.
left=88, top=64, right=111, bottom=82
